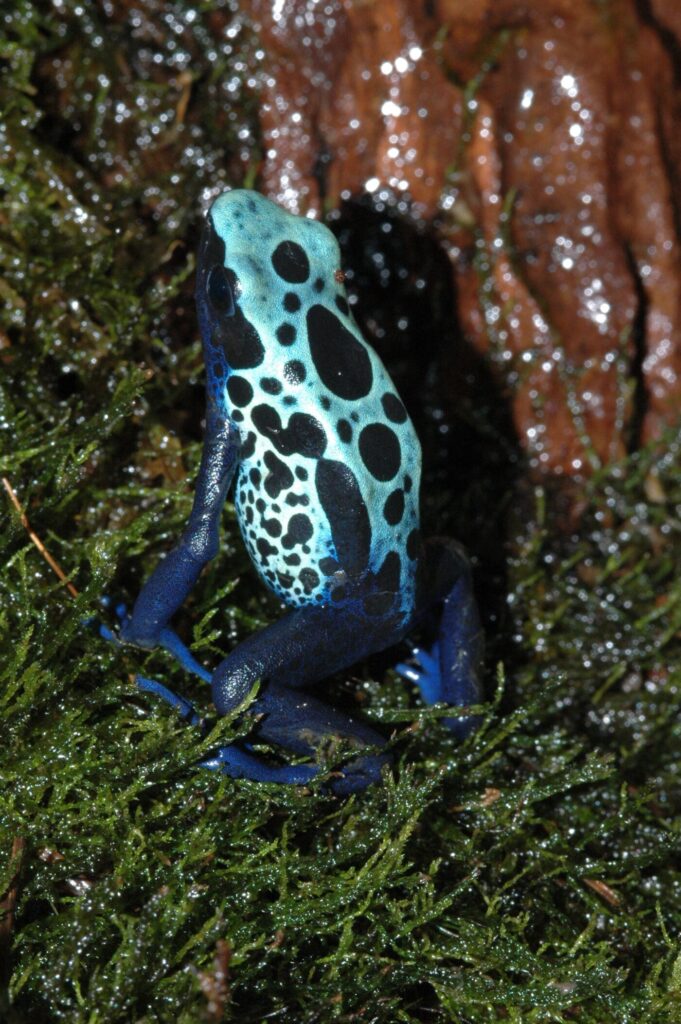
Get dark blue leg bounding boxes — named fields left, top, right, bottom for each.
left=201, top=602, right=395, bottom=792
left=94, top=410, right=241, bottom=761
left=397, top=538, right=483, bottom=738
left=134, top=600, right=395, bottom=792
left=136, top=675, right=320, bottom=785
left=120, top=412, right=240, bottom=650
left=205, top=682, right=387, bottom=793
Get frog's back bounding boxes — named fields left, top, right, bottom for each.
left=202, top=190, right=422, bottom=621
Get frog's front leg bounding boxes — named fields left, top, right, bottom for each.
left=120, top=410, right=240, bottom=657
left=398, top=539, right=483, bottom=737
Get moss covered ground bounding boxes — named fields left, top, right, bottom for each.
left=1, top=3, right=680, bottom=1021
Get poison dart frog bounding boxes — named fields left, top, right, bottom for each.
left=109, top=189, right=482, bottom=793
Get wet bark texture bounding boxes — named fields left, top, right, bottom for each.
left=250, top=0, right=681, bottom=479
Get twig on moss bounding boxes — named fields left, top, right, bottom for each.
left=2, top=477, right=79, bottom=599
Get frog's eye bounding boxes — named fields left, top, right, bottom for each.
left=207, top=265, right=236, bottom=316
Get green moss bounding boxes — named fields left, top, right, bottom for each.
left=1, top=3, right=680, bottom=1022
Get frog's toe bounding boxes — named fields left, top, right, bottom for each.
left=158, top=627, right=212, bottom=683
left=200, top=745, right=320, bottom=786
left=137, top=674, right=201, bottom=726
left=114, top=601, right=129, bottom=622
left=82, top=612, right=110, bottom=639
left=98, top=595, right=128, bottom=619
left=84, top=596, right=128, bottom=645
left=395, top=642, right=442, bottom=705
left=97, top=621, right=121, bottom=644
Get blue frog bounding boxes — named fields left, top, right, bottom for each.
left=110, top=189, right=482, bottom=793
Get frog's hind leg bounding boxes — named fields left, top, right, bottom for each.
left=207, top=682, right=387, bottom=793
left=137, top=673, right=375, bottom=790
left=205, top=602, right=393, bottom=793
left=397, top=538, right=483, bottom=738
left=130, top=603, right=389, bottom=792
left=136, top=675, right=320, bottom=785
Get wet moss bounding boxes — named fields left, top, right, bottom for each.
left=1, top=3, right=680, bottom=1022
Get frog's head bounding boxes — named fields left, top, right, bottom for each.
left=196, top=190, right=347, bottom=389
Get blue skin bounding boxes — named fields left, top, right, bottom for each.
left=109, top=190, right=482, bottom=794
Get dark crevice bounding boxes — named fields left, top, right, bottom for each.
left=623, top=245, right=649, bottom=454
left=635, top=0, right=681, bottom=87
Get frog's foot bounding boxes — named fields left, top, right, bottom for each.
left=91, top=597, right=212, bottom=684
left=396, top=641, right=479, bottom=739
left=395, top=642, right=442, bottom=705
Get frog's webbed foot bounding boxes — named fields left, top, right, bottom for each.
left=396, top=639, right=480, bottom=739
